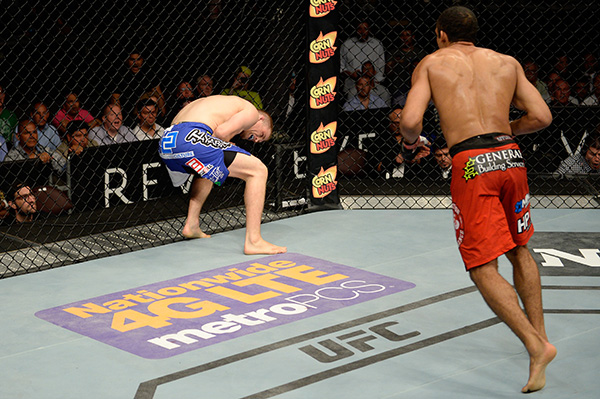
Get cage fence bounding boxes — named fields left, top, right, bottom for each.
left=0, top=0, right=598, bottom=278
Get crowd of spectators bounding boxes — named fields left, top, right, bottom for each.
left=1, top=12, right=599, bottom=226
left=338, top=18, right=600, bottom=180
left=0, top=44, right=279, bottom=224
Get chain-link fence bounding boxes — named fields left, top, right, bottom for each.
left=0, top=0, right=309, bottom=277
left=1, top=1, right=599, bottom=278
left=336, top=0, right=600, bottom=210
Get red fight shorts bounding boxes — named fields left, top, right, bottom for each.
left=449, top=133, right=534, bottom=271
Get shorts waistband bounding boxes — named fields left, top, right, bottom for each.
left=170, top=122, right=214, bottom=135
left=450, top=133, right=515, bottom=157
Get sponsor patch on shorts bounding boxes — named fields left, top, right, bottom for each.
left=463, top=148, right=525, bottom=181
left=185, top=158, right=213, bottom=177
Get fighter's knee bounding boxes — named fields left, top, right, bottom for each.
left=506, top=244, right=529, bottom=259
left=255, top=162, right=268, bottom=179
left=468, top=260, right=498, bottom=283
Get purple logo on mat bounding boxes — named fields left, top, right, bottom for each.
left=35, top=253, right=415, bottom=359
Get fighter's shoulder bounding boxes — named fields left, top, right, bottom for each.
left=413, top=51, right=439, bottom=72
left=479, top=48, right=519, bottom=66
left=418, top=48, right=458, bottom=66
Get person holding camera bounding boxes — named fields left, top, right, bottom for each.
left=221, top=66, right=263, bottom=110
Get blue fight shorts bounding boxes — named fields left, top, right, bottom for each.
left=158, top=122, right=250, bottom=187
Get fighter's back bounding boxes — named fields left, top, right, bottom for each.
left=171, top=95, right=254, bottom=130
left=425, top=45, right=517, bottom=147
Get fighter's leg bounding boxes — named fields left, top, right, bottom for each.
left=182, top=176, right=213, bottom=239
left=227, top=153, right=286, bottom=255
left=506, top=244, right=548, bottom=341
left=469, top=260, right=556, bottom=393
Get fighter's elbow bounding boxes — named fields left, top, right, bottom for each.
left=529, top=108, right=552, bottom=131
left=400, top=117, right=422, bottom=136
left=538, top=109, right=553, bottom=129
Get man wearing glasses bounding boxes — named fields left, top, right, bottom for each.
left=9, top=184, right=38, bottom=223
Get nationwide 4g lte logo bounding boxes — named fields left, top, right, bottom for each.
left=310, top=77, right=337, bottom=109
left=309, top=31, right=337, bottom=63
left=310, top=122, right=337, bottom=154
left=35, top=254, right=414, bottom=359
left=309, top=0, right=337, bottom=17
left=312, top=166, right=337, bottom=198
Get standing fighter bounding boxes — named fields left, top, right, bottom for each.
left=159, top=95, right=286, bottom=255
left=400, top=6, right=555, bottom=393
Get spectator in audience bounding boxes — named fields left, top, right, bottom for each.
left=176, top=81, right=196, bottom=109
left=221, top=66, right=263, bottom=109
left=572, top=80, right=591, bottom=105
left=0, top=188, right=9, bottom=220
left=0, top=84, right=18, bottom=144
left=111, top=50, right=165, bottom=126
left=340, top=21, right=386, bottom=97
left=133, top=99, right=165, bottom=140
left=545, top=71, right=561, bottom=95
left=196, top=74, right=214, bottom=98
left=550, top=54, right=574, bottom=85
left=283, top=71, right=306, bottom=142
left=386, top=25, right=427, bottom=95
left=7, top=183, right=38, bottom=223
left=0, top=135, right=8, bottom=162
left=346, top=61, right=391, bottom=106
left=52, top=92, right=97, bottom=134
left=582, top=74, right=600, bottom=105
left=24, top=101, right=61, bottom=151
left=391, top=83, right=412, bottom=108
left=555, top=130, right=600, bottom=175
left=286, top=71, right=299, bottom=119
left=523, top=60, right=550, bottom=102
left=4, top=120, right=52, bottom=163
left=51, top=120, right=98, bottom=174
left=372, top=108, right=429, bottom=178
left=579, top=51, right=598, bottom=92
left=548, top=79, right=578, bottom=106
left=88, top=103, right=138, bottom=145
left=429, top=136, right=452, bottom=180
left=342, top=74, right=388, bottom=111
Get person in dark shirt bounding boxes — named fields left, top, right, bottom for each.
left=110, top=51, right=165, bottom=127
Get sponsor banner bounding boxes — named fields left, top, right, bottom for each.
left=35, top=253, right=415, bottom=359
left=310, top=121, right=338, bottom=154
left=307, top=0, right=340, bottom=207
left=309, top=0, right=337, bottom=18
left=312, top=166, right=338, bottom=199
left=309, top=31, right=337, bottom=64
left=69, top=141, right=178, bottom=211
left=309, top=76, right=337, bottom=109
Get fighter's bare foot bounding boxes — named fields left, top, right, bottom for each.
left=182, top=226, right=211, bottom=239
left=244, top=238, right=287, bottom=255
left=522, top=342, right=557, bottom=393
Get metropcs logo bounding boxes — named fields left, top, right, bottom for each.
left=35, top=254, right=414, bottom=359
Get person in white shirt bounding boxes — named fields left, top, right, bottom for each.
left=133, top=99, right=164, bottom=140
left=340, top=21, right=386, bottom=97
left=582, top=74, right=600, bottom=105
left=88, top=104, right=138, bottom=145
